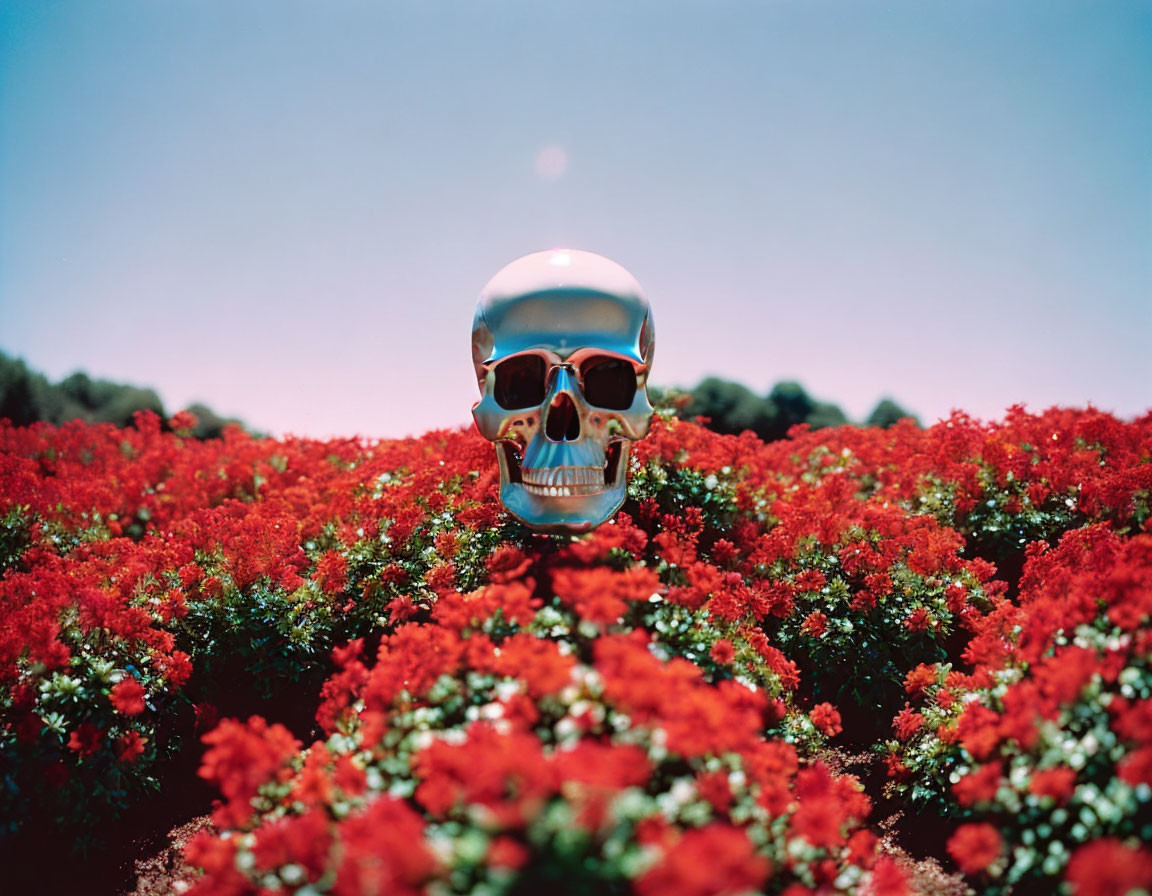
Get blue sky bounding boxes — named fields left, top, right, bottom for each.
left=1, top=1, right=1149, bottom=437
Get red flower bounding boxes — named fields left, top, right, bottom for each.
left=193, top=702, right=220, bottom=734
left=847, top=829, right=879, bottom=867
left=334, top=754, right=368, bottom=796
left=291, top=743, right=334, bottom=807
left=710, top=639, right=736, bottom=665
left=904, top=607, right=931, bottom=632
left=109, top=677, right=147, bottom=716
left=1028, top=766, right=1077, bottom=802
left=956, top=704, right=1002, bottom=760
left=115, top=730, right=147, bottom=763
left=487, top=836, right=529, bottom=870
left=653, top=530, right=698, bottom=567
left=198, top=716, right=301, bottom=828
left=331, top=796, right=437, bottom=896
left=67, top=722, right=102, bottom=758
left=810, top=702, right=843, bottom=737
left=800, top=611, right=828, bottom=637
left=551, top=741, right=651, bottom=790
left=167, top=410, right=198, bottom=433
left=903, top=664, right=937, bottom=698
left=947, top=823, right=1002, bottom=875
left=789, top=764, right=848, bottom=849
left=1112, top=696, right=1152, bottom=743
left=1065, top=839, right=1152, bottom=896
left=944, top=583, right=968, bottom=613
left=486, top=544, right=532, bottom=583
left=184, top=830, right=247, bottom=893
left=864, top=855, right=910, bottom=896
left=594, top=634, right=768, bottom=757
left=485, top=633, right=575, bottom=698
left=332, top=638, right=364, bottom=669
left=551, top=566, right=659, bottom=626
left=1118, top=746, right=1152, bottom=787
left=253, top=809, right=331, bottom=880
left=156, top=650, right=193, bottom=688
left=636, top=824, right=770, bottom=896
left=424, top=561, right=457, bottom=597
left=892, top=704, right=924, bottom=741
left=695, top=769, right=733, bottom=814
left=412, top=724, right=554, bottom=826
left=850, top=590, right=879, bottom=612
left=313, top=550, right=348, bottom=594
left=790, top=796, right=845, bottom=849
left=711, top=538, right=739, bottom=568
left=178, top=563, right=204, bottom=587
left=432, top=530, right=459, bottom=558
left=952, top=762, right=1001, bottom=807
left=794, top=569, right=827, bottom=592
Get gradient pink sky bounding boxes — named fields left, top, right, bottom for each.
left=2, top=1, right=1149, bottom=438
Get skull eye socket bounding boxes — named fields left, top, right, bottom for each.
left=580, top=357, right=637, bottom=410
left=494, top=354, right=546, bottom=410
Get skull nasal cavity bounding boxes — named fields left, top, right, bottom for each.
left=545, top=393, right=581, bottom=441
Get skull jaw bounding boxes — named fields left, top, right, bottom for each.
left=499, top=481, right=627, bottom=533
left=496, top=441, right=630, bottom=534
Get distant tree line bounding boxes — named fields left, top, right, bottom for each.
left=652, top=377, right=918, bottom=442
left=1, top=351, right=914, bottom=444
left=0, top=351, right=245, bottom=439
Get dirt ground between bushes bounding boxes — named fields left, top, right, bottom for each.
left=126, top=816, right=212, bottom=896
left=879, top=818, right=973, bottom=896
left=822, top=747, right=973, bottom=896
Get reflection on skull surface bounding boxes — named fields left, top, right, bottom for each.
left=471, top=249, right=656, bottom=533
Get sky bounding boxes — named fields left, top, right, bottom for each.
left=1, top=0, right=1149, bottom=439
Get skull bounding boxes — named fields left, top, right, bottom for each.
left=471, top=249, right=656, bottom=533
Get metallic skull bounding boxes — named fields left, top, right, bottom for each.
left=471, top=249, right=656, bottom=533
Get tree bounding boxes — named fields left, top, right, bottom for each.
left=866, top=398, right=919, bottom=429
left=186, top=403, right=247, bottom=439
left=668, top=377, right=913, bottom=442
left=683, top=377, right=779, bottom=440
left=0, top=351, right=245, bottom=436
left=0, top=355, right=37, bottom=426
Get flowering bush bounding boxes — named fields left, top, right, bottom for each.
left=1, top=404, right=1150, bottom=895
left=0, top=412, right=513, bottom=839
left=631, top=419, right=1005, bottom=731
left=886, top=525, right=1152, bottom=893
left=186, top=578, right=890, bottom=895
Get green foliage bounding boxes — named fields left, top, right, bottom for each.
left=0, top=506, right=32, bottom=574
left=0, top=354, right=54, bottom=426
left=681, top=377, right=779, bottom=439
left=866, top=398, right=919, bottom=429
left=665, top=375, right=913, bottom=443
left=807, top=400, right=850, bottom=430
left=0, top=351, right=243, bottom=436
left=184, top=402, right=246, bottom=439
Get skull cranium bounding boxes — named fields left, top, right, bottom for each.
left=471, top=249, right=656, bottom=533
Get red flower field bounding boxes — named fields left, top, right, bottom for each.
left=1, top=406, right=1150, bottom=895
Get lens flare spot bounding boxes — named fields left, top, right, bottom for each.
left=535, top=145, right=568, bottom=181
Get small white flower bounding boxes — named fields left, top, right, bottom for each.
left=555, top=717, right=578, bottom=742
left=280, top=864, right=306, bottom=885
left=670, top=778, right=696, bottom=805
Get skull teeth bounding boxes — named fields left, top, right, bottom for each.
left=521, top=465, right=606, bottom=495
left=521, top=483, right=605, bottom=497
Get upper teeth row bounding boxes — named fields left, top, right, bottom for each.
left=522, top=483, right=605, bottom=497
left=521, top=465, right=604, bottom=487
